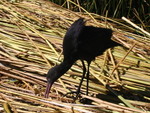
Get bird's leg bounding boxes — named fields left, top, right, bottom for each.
left=75, top=60, right=86, bottom=98
left=78, top=61, right=91, bottom=104
left=64, top=60, right=86, bottom=100
left=86, top=61, right=91, bottom=96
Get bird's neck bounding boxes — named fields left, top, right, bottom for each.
left=55, top=59, right=75, bottom=78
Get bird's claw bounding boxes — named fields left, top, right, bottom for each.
left=64, top=91, right=91, bottom=104
left=64, top=91, right=81, bottom=100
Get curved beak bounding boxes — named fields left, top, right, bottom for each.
left=44, top=82, right=52, bottom=98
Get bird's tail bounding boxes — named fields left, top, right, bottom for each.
left=66, top=18, right=86, bottom=39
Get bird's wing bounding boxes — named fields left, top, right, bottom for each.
left=63, top=18, right=86, bottom=60
left=76, top=26, right=115, bottom=55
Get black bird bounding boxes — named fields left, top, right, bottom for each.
left=45, top=18, right=120, bottom=98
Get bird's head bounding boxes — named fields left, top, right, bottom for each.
left=44, top=66, right=60, bottom=98
left=44, top=60, right=73, bottom=98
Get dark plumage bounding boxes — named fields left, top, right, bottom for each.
left=45, top=18, right=120, bottom=98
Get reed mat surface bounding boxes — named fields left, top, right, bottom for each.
left=0, top=0, right=150, bottom=113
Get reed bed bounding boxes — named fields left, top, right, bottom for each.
left=0, top=0, right=150, bottom=113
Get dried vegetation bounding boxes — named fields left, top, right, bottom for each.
left=0, top=0, right=150, bottom=113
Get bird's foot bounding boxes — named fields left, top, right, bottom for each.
left=64, top=91, right=81, bottom=101
left=79, top=98, right=92, bottom=104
